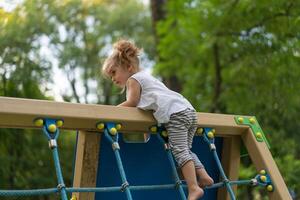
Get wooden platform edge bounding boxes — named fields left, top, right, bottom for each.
left=0, top=96, right=247, bottom=136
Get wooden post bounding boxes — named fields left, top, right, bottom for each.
left=72, top=131, right=101, bottom=200
left=217, top=136, right=241, bottom=200
left=242, top=129, right=292, bottom=200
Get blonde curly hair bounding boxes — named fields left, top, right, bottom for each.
left=102, top=39, right=142, bottom=77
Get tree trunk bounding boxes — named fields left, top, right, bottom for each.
left=211, top=42, right=223, bottom=113
left=163, top=76, right=182, bottom=93
left=8, top=141, right=15, bottom=188
left=150, top=0, right=182, bottom=92
left=246, top=185, right=254, bottom=200
left=66, top=65, right=81, bottom=103
left=1, top=70, right=7, bottom=96
left=150, top=0, right=167, bottom=46
left=103, top=81, right=112, bottom=105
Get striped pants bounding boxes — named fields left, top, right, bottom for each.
left=165, top=108, right=204, bottom=169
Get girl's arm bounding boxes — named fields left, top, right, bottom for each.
left=118, top=78, right=141, bottom=107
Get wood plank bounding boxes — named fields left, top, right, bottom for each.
left=217, top=136, right=241, bottom=200
left=72, top=131, right=101, bottom=200
left=0, top=97, right=247, bottom=136
left=242, top=129, right=292, bottom=200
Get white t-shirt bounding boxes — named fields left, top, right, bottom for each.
left=128, top=71, right=195, bottom=123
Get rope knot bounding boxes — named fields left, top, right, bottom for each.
left=175, top=180, right=182, bottom=189
left=120, top=181, right=129, bottom=192
left=251, top=178, right=258, bottom=186
left=49, top=139, right=57, bottom=149
left=112, top=142, right=120, bottom=150
left=57, top=183, right=66, bottom=191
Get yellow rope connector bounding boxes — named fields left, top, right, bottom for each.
left=207, top=131, right=214, bottom=139
left=56, top=120, right=64, bottom=127
left=256, top=132, right=262, bottom=139
left=109, top=127, right=117, bottom=135
left=34, top=118, right=44, bottom=127
left=249, top=117, right=256, bottom=124
left=260, top=175, right=267, bottom=182
left=162, top=130, right=168, bottom=137
left=266, top=184, right=274, bottom=192
left=150, top=126, right=157, bottom=133
left=196, top=128, right=203, bottom=135
left=116, top=123, right=122, bottom=130
left=97, top=123, right=105, bottom=130
left=237, top=117, right=244, bottom=123
left=70, top=195, right=77, bottom=200
left=260, top=169, right=266, bottom=175
left=48, top=124, right=57, bottom=133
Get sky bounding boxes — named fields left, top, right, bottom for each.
left=1, top=0, right=152, bottom=103
left=0, top=0, right=23, bottom=11
left=0, top=0, right=69, bottom=101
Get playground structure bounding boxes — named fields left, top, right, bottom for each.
left=0, top=96, right=292, bottom=200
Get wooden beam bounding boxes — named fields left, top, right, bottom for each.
left=72, top=131, right=101, bottom=200
left=242, top=129, right=292, bottom=200
left=0, top=97, right=247, bottom=136
left=217, top=136, right=241, bottom=200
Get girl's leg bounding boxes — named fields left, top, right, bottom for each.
left=190, top=152, right=214, bottom=187
left=166, top=111, right=203, bottom=200
left=196, top=168, right=214, bottom=187
left=187, top=110, right=214, bottom=188
left=181, top=160, right=204, bottom=200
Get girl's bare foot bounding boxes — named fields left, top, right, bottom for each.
left=188, top=186, right=204, bottom=200
left=196, top=168, right=214, bottom=187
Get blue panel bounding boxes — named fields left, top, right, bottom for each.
left=95, top=134, right=223, bottom=200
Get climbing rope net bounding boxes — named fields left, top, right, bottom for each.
left=0, top=118, right=274, bottom=200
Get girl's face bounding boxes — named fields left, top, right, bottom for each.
left=108, top=65, right=133, bottom=88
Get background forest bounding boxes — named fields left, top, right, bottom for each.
left=0, top=0, right=299, bottom=199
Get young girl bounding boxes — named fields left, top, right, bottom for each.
left=102, top=39, right=213, bottom=200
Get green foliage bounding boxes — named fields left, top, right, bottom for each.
left=1, top=0, right=155, bottom=103
left=0, top=1, right=153, bottom=199
left=156, top=0, right=300, bottom=196
left=0, top=5, right=52, bottom=98
left=0, top=129, right=76, bottom=200
left=41, top=0, right=155, bottom=103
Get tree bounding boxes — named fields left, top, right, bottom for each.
left=150, top=0, right=183, bottom=92
left=155, top=0, right=300, bottom=197
left=45, top=0, right=155, bottom=104
left=0, top=4, right=62, bottom=200
left=0, top=1, right=155, bottom=199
